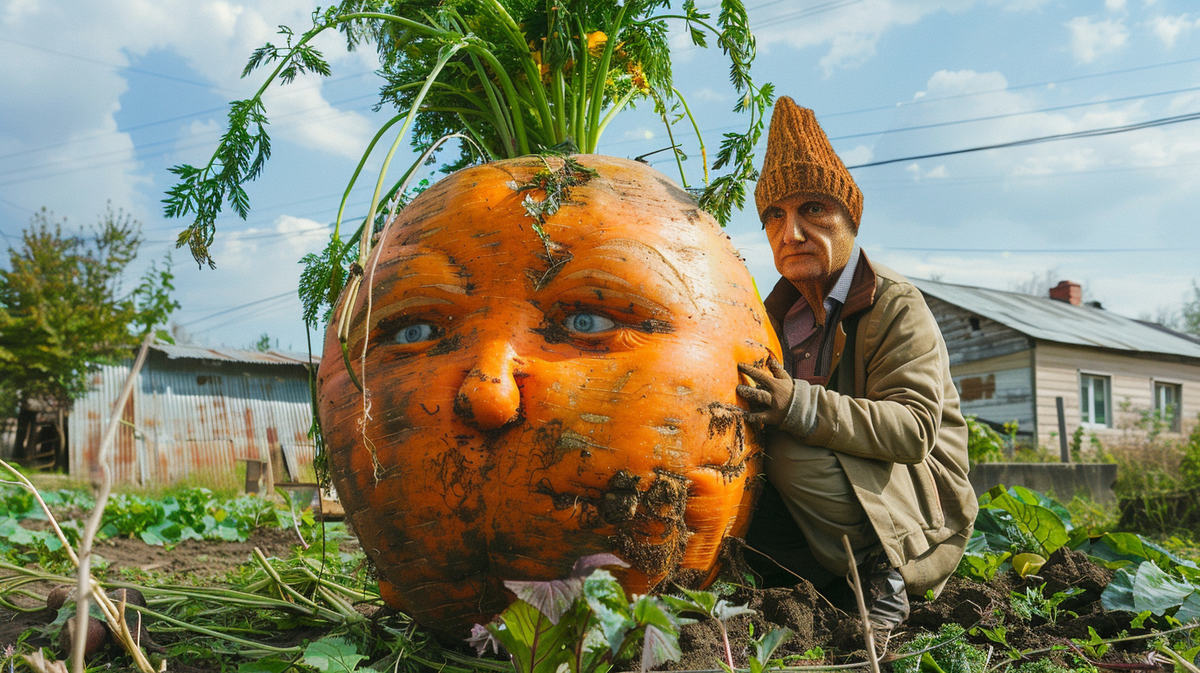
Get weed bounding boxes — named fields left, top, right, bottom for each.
left=1072, top=626, right=1109, bottom=660
left=894, top=623, right=986, bottom=673
left=1009, top=584, right=1081, bottom=624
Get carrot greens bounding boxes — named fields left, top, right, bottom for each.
left=164, top=0, right=772, bottom=279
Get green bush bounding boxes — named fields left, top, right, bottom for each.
left=1178, top=415, right=1200, bottom=490
left=966, top=416, right=1006, bottom=463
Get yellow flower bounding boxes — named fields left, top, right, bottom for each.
left=626, top=61, right=648, bottom=92
left=587, top=31, right=608, bottom=55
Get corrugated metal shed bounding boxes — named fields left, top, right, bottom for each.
left=912, top=278, right=1200, bottom=361
left=68, top=342, right=321, bottom=487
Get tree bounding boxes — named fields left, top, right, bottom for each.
left=0, top=206, right=180, bottom=465
left=253, top=332, right=272, bottom=352
left=1142, top=280, right=1200, bottom=338
left=1181, top=281, right=1200, bottom=337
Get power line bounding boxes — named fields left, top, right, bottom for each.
left=604, top=54, right=1200, bottom=149
left=829, top=84, right=1200, bottom=142
left=186, top=297, right=299, bottom=334
left=0, top=69, right=377, bottom=162
left=0, top=94, right=381, bottom=185
left=880, top=247, right=1178, bottom=254
left=847, top=110, right=1200, bottom=169
left=821, top=55, right=1200, bottom=121
left=1, top=37, right=223, bottom=90
left=179, top=290, right=295, bottom=327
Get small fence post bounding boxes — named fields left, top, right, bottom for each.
left=1056, top=396, right=1070, bottom=463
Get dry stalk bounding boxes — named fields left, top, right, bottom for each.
left=72, top=333, right=156, bottom=673
left=841, top=535, right=880, bottom=673
left=0, top=465, right=78, bottom=566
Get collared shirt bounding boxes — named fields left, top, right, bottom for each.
left=781, top=242, right=861, bottom=378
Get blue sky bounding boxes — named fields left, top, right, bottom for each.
left=1, top=0, right=1197, bottom=352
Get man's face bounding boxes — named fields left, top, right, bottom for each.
left=318, top=156, right=780, bottom=635
left=762, top=191, right=856, bottom=288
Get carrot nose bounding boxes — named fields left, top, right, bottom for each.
left=454, top=342, right=521, bottom=429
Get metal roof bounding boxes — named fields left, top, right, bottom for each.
left=911, top=278, right=1200, bottom=361
left=152, top=341, right=321, bottom=366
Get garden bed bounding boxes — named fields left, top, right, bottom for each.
left=2, top=483, right=1199, bottom=672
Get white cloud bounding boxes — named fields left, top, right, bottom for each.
left=841, top=145, right=875, bottom=166
left=3, top=0, right=38, bottom=25
left=754, top=0, right=975, bottom=76
left=886, top=69, right=1172, bottom=179
left=0, top=0, right=377, bottom=227
left=691, top=87, right=728, bottom=103
left=1066, top=16, right=1128, bottom=63
left=1105, top=0, right=1126, bottom=11
left=623, top=127, right=656, bottom=141
left=904, top=163, right=948, bottom=179
left=1148, top=14, right=1199, bottom=48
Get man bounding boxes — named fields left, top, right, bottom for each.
left=736, top=97, right=978, bottom=649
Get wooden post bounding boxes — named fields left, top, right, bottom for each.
left=1056, top=396, right=1069, bottom=463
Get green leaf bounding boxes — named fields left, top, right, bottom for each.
left=487, top=600, right=573, bottom=673
left=752, top=627, right=794, bottom=666
left=1175, top=591, right=1200, bottom=623
left=238, top=660, right=294, bottom=673
left=1132, top=561, right=1195, bottom=615
left=213, top=524, right=244, bottom=541
left=1101, top=567, right=1137, bottom=612
left=504, top=577, right=582, bottom=625
left=981, top=492, right=1069, bottom=555
left=640, top=624, right=681, bottom=671
left=584, top=570, right=634, bottom=655
left=304, top=636, right=366, bottom=673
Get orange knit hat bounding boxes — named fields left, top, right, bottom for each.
left=754, top=97, right=863, bottom=225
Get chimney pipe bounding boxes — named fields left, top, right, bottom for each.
left=1049, top=280, right=1082, bottom=306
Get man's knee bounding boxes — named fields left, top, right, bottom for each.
left=765, top=439, right=865, bottom=528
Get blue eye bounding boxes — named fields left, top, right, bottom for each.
left=565, top=313, right=615, bottom=334
left=395, top=324, right=437, bottom=344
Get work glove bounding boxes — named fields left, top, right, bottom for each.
left=736, top=356, right=794, bottom=426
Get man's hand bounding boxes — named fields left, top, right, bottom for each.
left=736, top=357, right=794, bottom=426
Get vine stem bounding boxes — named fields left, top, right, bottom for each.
left=73, top=333, right=156, bottom=673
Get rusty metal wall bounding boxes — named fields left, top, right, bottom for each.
left=68, top=353, right=317, bottom=487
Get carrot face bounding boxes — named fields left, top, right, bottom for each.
left=317, top=155, right=782, bottom=635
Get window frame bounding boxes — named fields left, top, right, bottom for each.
left=1078, top=371, right=1112, bottom=429
left=1152, top=379, right=1183, bottom=433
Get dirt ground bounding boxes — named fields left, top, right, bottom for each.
left=0, top=537, right=1169, bottom=671
left=0, top=527, right=341, bottom=655
left=95, top=526, right=302, bottom=578
left=669, top=547, right=1150, bottom=670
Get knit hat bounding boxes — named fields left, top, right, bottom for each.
left=754, top=97, right=863, bottom=225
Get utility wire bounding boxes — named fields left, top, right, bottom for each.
left=879, top=247, right=1177, bottom=253
left=178, top=290, right=295, bottom=327
left=0, top=94, right=381, bottom=185
left=0, top=37, right=225, bottom=90
left=0, top=69, right=377, bottom=161
left=830, top=84, right=1200, bottom=142
left=186, top=298, right=298, bottom=334
left=847, top=110, right=1200, bottom=169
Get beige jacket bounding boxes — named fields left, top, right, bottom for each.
left=763, top=252, right=977, bottom=597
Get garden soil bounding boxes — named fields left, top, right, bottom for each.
left=666, top=547, right=1153, bottom=670
left=0, top=529, right=351, bottom=655
left=0, top=538, right=1168, bottom=670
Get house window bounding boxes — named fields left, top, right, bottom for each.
left=1154, top=382, right=1183, bottom=432
left=1080, top=373, right=1111, bottom=428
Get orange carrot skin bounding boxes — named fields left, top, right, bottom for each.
left=318, top=155, right=782, bottom=636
